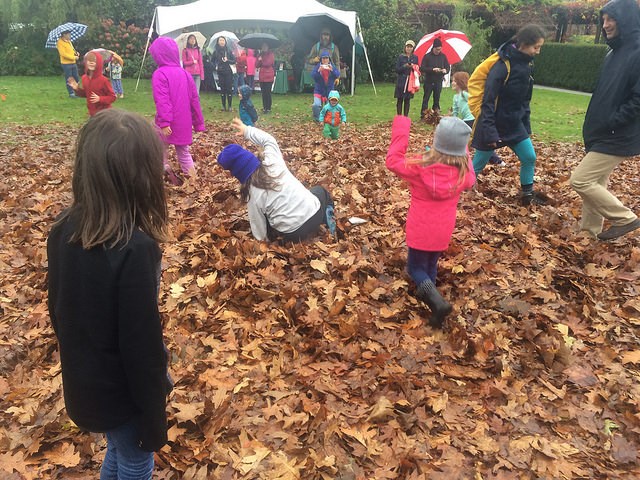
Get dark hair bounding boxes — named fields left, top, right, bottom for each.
left=58, top=109, right=168, bottom=249
left=187, top=34, right=199, bottom=49
left=514, top=24, right=547, bottom=47
left=239, top=151, right=283, bottom=202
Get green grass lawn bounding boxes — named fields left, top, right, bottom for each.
left=0, top=76, right=590, bottom=143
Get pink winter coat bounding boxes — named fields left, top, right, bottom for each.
left=181, top=46, right=205, bottom=78
left=150, top=37, right=205, bottom=146
left=386, top=115, right=475, bottom=251
left=246, top=49, right=256, bottom=75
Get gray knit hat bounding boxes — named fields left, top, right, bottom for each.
left=433, top=117, right=472, bottom=156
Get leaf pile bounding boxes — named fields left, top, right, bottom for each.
left=1, top=120, right=639, bottom=479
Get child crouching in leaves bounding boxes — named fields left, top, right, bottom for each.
left=386, top=115, right=475, bottom=327
left=319, top=90, right=346, bottom=140
left=218, top=118, right=336, bottom=241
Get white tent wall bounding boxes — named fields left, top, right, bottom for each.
left=143, top=0, right=375, bottom=95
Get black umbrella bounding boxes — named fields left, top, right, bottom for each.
left=238, top=33, right=281, bottom=50
left=290, top=15, right=353, bottom=58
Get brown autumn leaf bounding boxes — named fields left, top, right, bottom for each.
left=1, top=122, right=640, bottom=479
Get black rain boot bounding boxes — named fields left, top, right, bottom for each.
left=227, top=95, right=233, bottom=111
left=416, top=280, right=452, bottom=328
left=221, top=95, right=227, bottom=111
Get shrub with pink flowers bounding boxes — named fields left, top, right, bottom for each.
left=77, top=19, right=155, bottom=78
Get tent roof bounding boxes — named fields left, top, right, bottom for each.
left=155, top=0, right=357, bottom=40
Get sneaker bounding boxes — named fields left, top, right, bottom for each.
left=69, top=93, right=78, bottom=98
left=597, top=218, right=640, bottom=241
left=325, top=205, right=337, bottom=236
left=520, top=191, right=549, bottom=206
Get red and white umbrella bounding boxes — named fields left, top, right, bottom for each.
left=415, top=29, right=472, bottom=64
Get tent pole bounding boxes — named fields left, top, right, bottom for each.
left=351, top=43, right=355, bottom=96
left=357, top=16, right=376, bottom=96
left=135, top=8, right=156, bottom=92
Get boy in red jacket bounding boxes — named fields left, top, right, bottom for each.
left=68, top=50, right=117, bottom=116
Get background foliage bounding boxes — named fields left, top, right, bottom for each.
left=534, top=43, right=608, bottom=92
left=0, top=0, right=610, bottom=86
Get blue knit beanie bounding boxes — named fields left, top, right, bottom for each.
left=217, top=144, right=260, bottom=184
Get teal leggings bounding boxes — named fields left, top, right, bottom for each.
left=473, top=137, right=536, bottom=186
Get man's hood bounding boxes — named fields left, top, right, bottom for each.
left=601, top=0, right=640, bottom=46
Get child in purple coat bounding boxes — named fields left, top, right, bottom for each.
left=150, top=37, right=205, bottom=182
left=386, top=115, right=475, bottom=327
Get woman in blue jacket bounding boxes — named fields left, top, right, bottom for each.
left=471, top=24, right=548, bottom=206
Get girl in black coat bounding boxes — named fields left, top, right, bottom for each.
left=471, top=24, right=548, bottom=206
left=394, top=40, right=419, bottom=116
left=48, top=110, right=172, bottom=478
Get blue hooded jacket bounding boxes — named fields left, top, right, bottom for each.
left=583, top=0, right=640, bottom=156
left=238, top=84, right=258, bottom=126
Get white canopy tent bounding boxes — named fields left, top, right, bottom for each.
left=136, top=0, right=375, bottom=95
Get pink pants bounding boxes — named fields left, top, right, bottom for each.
left=163, top=144, right=194, bottom=174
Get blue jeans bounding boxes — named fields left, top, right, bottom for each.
left=473, top=137, right=536, bottom=186
left=407, top=248, right=441, bottom=285
left=100, top=420, right=154, bottom=480
left=61, top=63, right=79, bottom=96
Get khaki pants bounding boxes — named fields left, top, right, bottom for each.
left=570, top=151, right=637, bottom=236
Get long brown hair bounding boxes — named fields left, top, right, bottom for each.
left=407, top=150, right=470, bottom=188
left=239, top=148, right=283, bottom=202
left=58, top=109, right=169, bottom=249
left=452, top=71, right=469, bottom=92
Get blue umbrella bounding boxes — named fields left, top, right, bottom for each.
left=45, top=22, right=87, bottom=49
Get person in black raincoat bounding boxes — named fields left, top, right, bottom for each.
left=570, top=0, right=640, bottom=241
left=394, top=40, right=419, bottom=117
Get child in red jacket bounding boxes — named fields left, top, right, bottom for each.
left=68, top=50, right=116, bottom=116
left=386, top=115, right=475, bottom=327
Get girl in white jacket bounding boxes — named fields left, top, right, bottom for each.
left=218, top=118, right=335, bottom=241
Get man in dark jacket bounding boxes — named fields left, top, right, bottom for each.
left=570, top=0, right=640, bottom=241
left=419, top=37, right=450, bottom=118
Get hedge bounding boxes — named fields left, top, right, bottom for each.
left=534, top=42, right=608, bottom=93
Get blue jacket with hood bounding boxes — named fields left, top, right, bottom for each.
left=470, top=40, right=536, bottom=150
left=583, top=0, right=640, bottom=156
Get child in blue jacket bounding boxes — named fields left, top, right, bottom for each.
left=238, top=85, right=258, bottom=126
left=311, top=50, right=340, bottom=121
left=318, top=90, right=346, bottom=139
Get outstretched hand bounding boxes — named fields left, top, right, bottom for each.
left=67, top=77, right=78, bottom=90
left=232, top=117, right=246, bottom=136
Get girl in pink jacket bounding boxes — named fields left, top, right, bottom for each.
left=150, top=37, right=205, bottom=183
left=386, top=115, right=475, bottom=327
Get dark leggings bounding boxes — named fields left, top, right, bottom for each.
left=396, top=98, right=410, bottom=116
left=217, top=70, right=233, bottom=95
left=407, top=247, right=441, bottom=285
left=260, top=81, right=273, bottom=111
left=270, top=186, right=333, bottom=242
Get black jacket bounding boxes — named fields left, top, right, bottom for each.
left=471, top=42, right=534, bottom=150
left=583, top=0, right=640, bottom=156
left=394, top=53, right=418, bottom=99
left=47, top=215, right=169, bottom=452
left=420, top=51, right=450, bottom=84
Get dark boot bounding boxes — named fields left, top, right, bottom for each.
left=520, top=190, right=549, bottom=206
left=221, top=95, right=227, bottom=111
left=416, top=280, right=452, bottom=328
left=227, top=95, right=233, bottom=111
